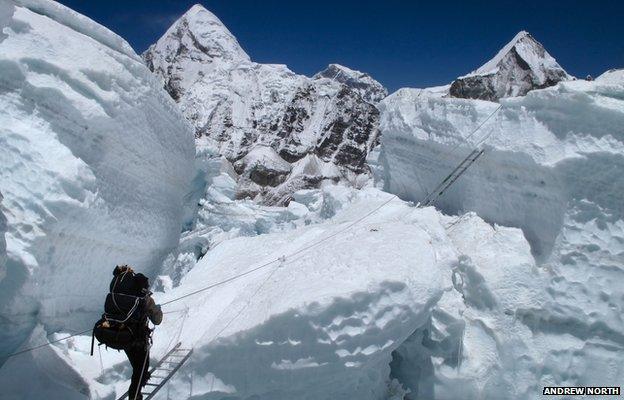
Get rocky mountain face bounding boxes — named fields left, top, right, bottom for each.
left=144, top=4, right=386, bottom=204
left=449, top=31, right=571, bottom=101
left=313, top=63, right=388, bottom=104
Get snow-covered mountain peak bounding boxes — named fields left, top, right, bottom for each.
left=166, top=3, right=249, bottom=63
left=143, top=3, right=250, bottom=100
left=314, top=63, right=388, bottom=103
left=473, top=30, right=532, bottom=75
left=450, top=30, right=571, bottom=100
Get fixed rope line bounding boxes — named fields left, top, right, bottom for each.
left=1, top=194, right=398, bottom=360
left=2, top=328, right=93, bottom=360
left=420, top=148, right=485, bottom=207
left=443, top=105, right=502, bottom=159
left=188, top=194, right=399, bottom=346
left=159, top=259, right=280, bottom=307
left=407, top=104, right=502, bottom=206
left=160, top=194, right=397, bottom=307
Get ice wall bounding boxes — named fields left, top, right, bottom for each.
left=378, top=71, right=624, bottom=397
left=0, top=0, right=195, bottom=362
left=378, top=73, right=624, bottom=258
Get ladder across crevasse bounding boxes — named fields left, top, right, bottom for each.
left=118, top=342, right=193, bottom=400
left=421, top=148, right=485, bottom=207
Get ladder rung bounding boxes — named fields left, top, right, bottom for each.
left=117, top=343, right=193, bottom=400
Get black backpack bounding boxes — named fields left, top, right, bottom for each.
left=91, top=266, right=149, bottom=354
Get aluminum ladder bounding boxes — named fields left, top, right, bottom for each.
left=421, top=148, right=485, bottom=207
left=118, top=342, right=193, bottom=400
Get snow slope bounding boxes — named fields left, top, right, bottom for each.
left=144, top=5, right=384, bottom=203
left=0, top=0, right=195, bottom=373
left=377, top=69, right=624, bottom=397
left=449, top=31, right=571, bottom=101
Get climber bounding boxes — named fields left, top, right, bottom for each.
left=92, top=265, right=163, bottom=400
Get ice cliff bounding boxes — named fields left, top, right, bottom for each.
left=377, top=68, right=624, bottom=397
left=0, top=0, right=195, bottom=374
left=0, top=1, right=622, bottom=399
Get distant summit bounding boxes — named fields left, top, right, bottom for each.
left=143, top=3, right=250, bottom=101
left=450, top=31, right=571, bottom=101
left=314, top=64, right=388, bottom=104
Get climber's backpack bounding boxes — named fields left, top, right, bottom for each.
left=91, top=267, right=149, bottom=354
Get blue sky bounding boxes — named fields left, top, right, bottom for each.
left=58, top=0, right=623, bottom=93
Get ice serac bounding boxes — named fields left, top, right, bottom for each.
left=449, top=31, right=571, bottom=101
left=143, top=4, right=385, bottom=204
left=0, top=0, right=194, bottom=376
left=378, top=70, right=624, bottom=397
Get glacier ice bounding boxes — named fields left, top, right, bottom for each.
left=29, top=184, right=528, bottom=400
left=0, top=0, right=195, bottom=375
left=378, top=69, right=624, bottom=397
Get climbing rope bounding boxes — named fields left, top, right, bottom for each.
left=1, top=328, right=94, bottom=360
left=443, top=105, right=502, bottom=159
left=161, top=194, right=397, bottom=307
left=0, top=194, right=397, bottom=360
